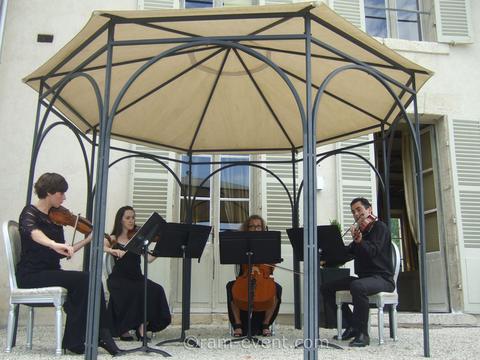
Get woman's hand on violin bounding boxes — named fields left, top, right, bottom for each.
left=51, top=242, right=75, bottom=257
left=109, top=248, right=126, bottom=258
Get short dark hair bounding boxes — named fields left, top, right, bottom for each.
left=111, top=206, right=135, bottom=237
left=350, top=197, right=371, bottom=209
left=34, top=173, right=68, bottom=199
left=240, top=214, right=266, bottom=232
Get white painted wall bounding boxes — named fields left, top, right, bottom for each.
left=0, top=0, right=137, bottom=326
left=0, top=0, right=479, bottom=328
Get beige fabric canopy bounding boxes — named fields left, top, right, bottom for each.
left=23, top=2, right=432, bottom=153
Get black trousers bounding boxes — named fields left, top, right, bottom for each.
left=17, top=270, right=110, bottom=352
left=320, top=275, right=394, bottom=335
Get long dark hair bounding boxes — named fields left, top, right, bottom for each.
left=111, top=206, right=135, bottom=237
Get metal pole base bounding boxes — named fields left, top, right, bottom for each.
left=224, top=335, right=266, bottom=346
left=123, top=344, right=171, bottom=357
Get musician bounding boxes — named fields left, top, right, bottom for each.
left=16, top=172, right=122, bottom=355
left=320, top=197, right=394, bottom=347
left=226, top=215, right=282, bottom=337
left=104, top=206, right=171, bottom=341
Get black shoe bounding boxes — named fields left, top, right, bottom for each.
left=349, top=333, right=370, bottom=347
left=119, top=334, right=135, bottom=341
left=135, top=328, right=151, bottom=342
left=64, top=345, right=85, bottom=355
left=333, top=327, right=357, bottom=340
left=99, top=328, right=124, bottom=356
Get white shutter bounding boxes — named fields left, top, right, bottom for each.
left=330, top=0, right=366, bottom=30
left=131, top=146, right=173, bottom=224
left=434, top=0, right=473, bottom=43
left=138, top=0, right=178, bottom=9
left=337, top=135, right=376, bottom=241
left=264, top=153, right=296, bottom=243
left=452, top=119, right=480, bottom=313
left=453, top=119, right=480, bottom=249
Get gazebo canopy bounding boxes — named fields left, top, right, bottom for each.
left=23, top=2, right=432, bottom=153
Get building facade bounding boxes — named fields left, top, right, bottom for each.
left=0, top=0, right=479, bottom=327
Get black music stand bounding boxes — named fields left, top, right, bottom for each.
left=286, top=225, right=346, bottom=350
left=153, top=223, right=211, bottom=348
left=219, top=231, right=282, bottom=345
left=122, top=212, right=171, bottom=356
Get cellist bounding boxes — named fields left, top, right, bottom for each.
left=225, top=215, right=282, bottom=337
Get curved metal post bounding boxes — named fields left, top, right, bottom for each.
left=26, top=81, right=45, bottom=205
left=412, top=81, right=429, bottom=357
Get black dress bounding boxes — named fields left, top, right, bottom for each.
left=226, top=266, right=282, bottom=336
left=107, top=244, right=171, bottom=337
left=16, top=205, right=110, bottom=353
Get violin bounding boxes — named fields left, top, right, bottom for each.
left=48, top=206, right=113, bottom=244
left=232, top=264, right=276, bottom=312
left=358, top=214, right=377, bottom=233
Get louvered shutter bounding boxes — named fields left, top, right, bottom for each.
left=131, top=146, right=173, bottom=224
left=434, top=0, right=473, bottom=44
left=330, top=0, right=366, bottom=30
left=138, top=0, right=178, bottom=9
left=264, top=153, right=296, bottom=243
left=453, top=120, right=480, bottom=249
left=337, top=135, right=376, bottom=241
left=452, top=119, right=480, bottom=312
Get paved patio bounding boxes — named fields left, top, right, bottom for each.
left=1, top=321, right=480, bottom=360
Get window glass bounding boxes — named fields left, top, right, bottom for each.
left=180, top=155, right=211, bottom=225
left=365, top=0, right=388, bottom=38
left=396, top=0, right=421, bottom=40
left=185, top=0, right=213, bottom=8
left=219, top=156, right=250, bottom=231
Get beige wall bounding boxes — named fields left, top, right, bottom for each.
left=0, top=0, right=137, bottom=327
left=0, top=0, right=479, bottom=328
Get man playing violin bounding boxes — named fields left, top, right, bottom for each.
left=226, top=215, right=282, bottom=337
left=16, top=172, right=122, bottom=355
left=320, top=197, right=394, bottom=347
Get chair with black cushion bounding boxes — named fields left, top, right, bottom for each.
left=2, top=220, right=67, bottom=355
left=335, top=242, right=401, bottom=344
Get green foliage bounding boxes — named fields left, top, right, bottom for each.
left=329, top=219, right=342, bottom=233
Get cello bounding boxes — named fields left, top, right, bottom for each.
left=231, top=263, right=276, bottom=312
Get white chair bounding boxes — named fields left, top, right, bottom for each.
left=335, top=242, right=400, bottom=344
left=2, top=220, right=67, bottom=355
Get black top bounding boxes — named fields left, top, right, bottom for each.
left=16, top=205, right=65, bottom=279
left=348, top=220, right=394, bottom=281
left=110, top=243, right=143, bottom=281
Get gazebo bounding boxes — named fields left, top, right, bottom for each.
left=22, top=3, right=432, bottom=359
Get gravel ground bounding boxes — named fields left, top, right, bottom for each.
left=1, top=324, right=480, bottom=359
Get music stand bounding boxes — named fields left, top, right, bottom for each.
left=121, top=212, right=171, bottom=356
left=286, top=225, right=345, bottom=350
left=219, top=231, right=282, bottom=345
left=153, top=223, right=211, bottom=348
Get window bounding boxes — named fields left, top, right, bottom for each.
left=185, top=0, right=213, bottom=8
left=219, top=155, right=250, bottom=230
left=180, top=155, right=212, bottom=225
left=364, top=0, right=424, bottom=41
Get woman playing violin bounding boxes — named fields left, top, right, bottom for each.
left=104, top=206, right=171, bottom=341
left=16, top=172, right=121, bottom=355
left=226, top=215, right=282, bottom=337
